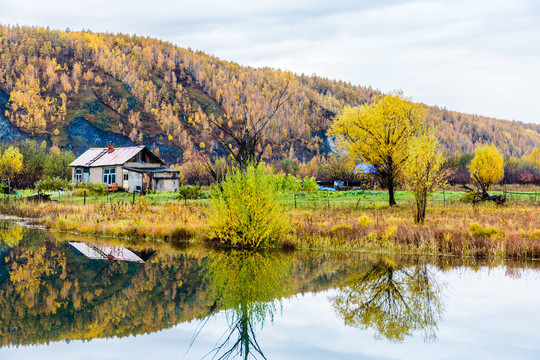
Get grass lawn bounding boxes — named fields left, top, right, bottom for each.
left=11, top=185, right=540, bottom=209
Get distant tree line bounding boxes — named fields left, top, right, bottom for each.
left=445, top=148, right=540, bottom=185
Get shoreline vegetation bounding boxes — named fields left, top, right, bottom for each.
left=1, top=187, right=539, bottom=260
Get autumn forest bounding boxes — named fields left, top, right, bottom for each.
left=0, top=24, right=538, bottom=168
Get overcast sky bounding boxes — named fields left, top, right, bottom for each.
left=1, top=0, right=539, bottom=124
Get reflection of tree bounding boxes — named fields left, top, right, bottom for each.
left=8, top=243, right=67, bottom=313
left=331, top=257, right=444, bottom=343
left=0, top=241, right=208, bottom=346
left=201, top=250, right=292, bottom=360
left=0, top=222, right=24, bottom=247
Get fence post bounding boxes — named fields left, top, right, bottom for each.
left=443, top=186, right=446, bottom=207
left=84, top=190, right=86, bottom=205
left=327, top=191, right=330, bottom=209
left=132, top=191, right=135, bottom=206
left=294, top=194, right=297, bottom=209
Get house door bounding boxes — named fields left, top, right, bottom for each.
left=142, top=173, right=151, bottom=192
left=122, top=170, right=129, bottom=190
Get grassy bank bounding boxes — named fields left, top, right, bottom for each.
left=288, top=203, right=539, bottom=258
left=1, top=190, right=539, bottom=259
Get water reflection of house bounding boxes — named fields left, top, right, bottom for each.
left=69, top=242, right=145, bottom=263
left=69, top=143, right=179, bottom=193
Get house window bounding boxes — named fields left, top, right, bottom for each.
left=75, top=168, right=83, bottom=182
left=83, top=168, right=90, bottom=182
left=103, top=168, right=116, bottom=185
left=123, top=173, right=129, bottom=181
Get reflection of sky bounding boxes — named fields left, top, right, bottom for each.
left=2, top=266, right=539, bottom=360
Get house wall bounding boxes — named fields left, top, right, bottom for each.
left=89, top=167, right=102, bottom=184
left=127, top=171, right=143, bottom=192
left=116, top=166, right=122, bottom=186
left=123, top=162, right=162, bottom=169
left=153, top=178, right=179, bottom=192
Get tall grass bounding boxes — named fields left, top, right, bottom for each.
left=289, top=202, right=540, bottom=258
left=1, top=190, right=538, bottom=259
left=0, top=196, right=207, bottom=243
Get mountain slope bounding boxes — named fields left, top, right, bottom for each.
left=0, top=25, right=538, bottom=164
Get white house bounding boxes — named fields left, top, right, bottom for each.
left=69, top=143, right=180, bottom=193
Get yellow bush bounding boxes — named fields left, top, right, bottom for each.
left=469, top=223, right=503, bottom=239
left=330, top=224, right=353, bottom=233
left=358, top=215, right=372, bottom=227
left=208, top=165, right=290, bottom=248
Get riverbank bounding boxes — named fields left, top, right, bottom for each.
left=1, top=191, right=538, bottom=259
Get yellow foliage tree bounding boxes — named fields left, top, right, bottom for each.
left=329, top=92, right=425, bottom=205
left=527, top=148, right=540, bottom=167
left=404, top=133, right=447, bottom=223
left=0, top=147, right=23, bottom=191
left=468, top=144, right=504, bottom=190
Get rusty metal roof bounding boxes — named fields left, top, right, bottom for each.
left=69, top=146, right=158, bottom=167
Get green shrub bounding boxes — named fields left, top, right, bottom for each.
left=72, top=181, right=106, bottom=195
left=208, top=165, right=290, bottom=248
left=460, top=192, right=482, bottom=203
left=176, top=184, right=203, bottom=200
left=35, top=177, right=72, bottom=192
left=519, top=228, right=540, bottom=240
left=72, top=188, right=86, bottom=196
left=330, top=224, right=353, bottom=233
left=469, top=223, right=503, bottom=238
left=274, top=173, right=318, bottom=193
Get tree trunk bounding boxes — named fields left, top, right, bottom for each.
left=388, top=177, right=396, bottom=206
left=415, top=194, right=427, bottom=223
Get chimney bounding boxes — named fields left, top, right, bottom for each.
left=107, top=142, right=114, bottom=153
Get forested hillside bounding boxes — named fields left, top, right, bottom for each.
left=0, top=25, right=538, bottom=164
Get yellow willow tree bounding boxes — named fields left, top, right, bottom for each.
left=468, top=144, right=504, bottom=191
left=0, top=146, right=23, bottom=192
left=527, top=148, right=540, bottom=170
left=330, top=92, right=424, bottom=206
left=404, top=133, right=447, bottom=223
left=528, top=148, right=540, bottom=181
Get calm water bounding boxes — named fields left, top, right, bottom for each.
left=0, top=223, right=539, bottom=360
